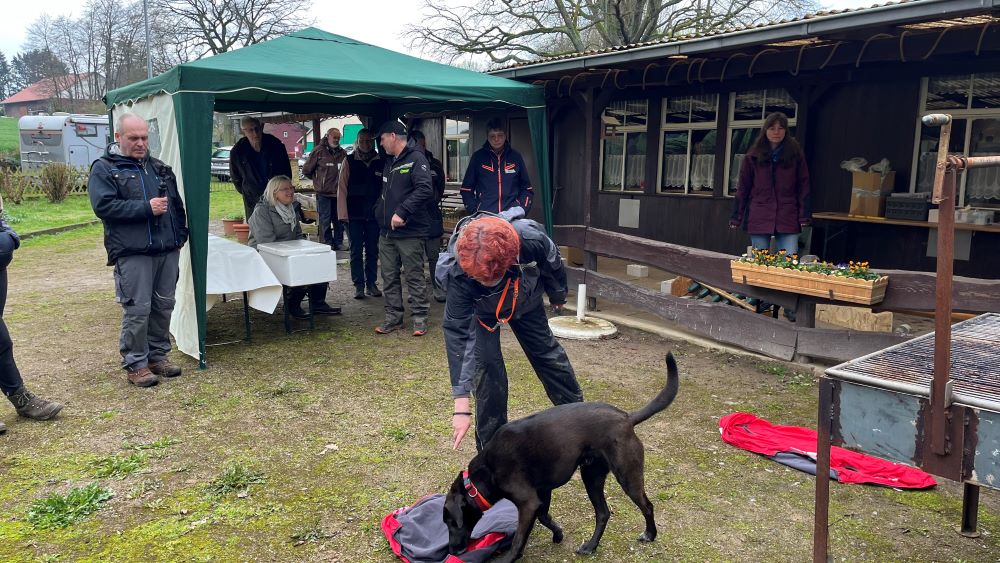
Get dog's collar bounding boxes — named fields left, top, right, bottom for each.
left=462, top=469, right=493, bottom=512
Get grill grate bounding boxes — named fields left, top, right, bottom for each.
left=827, top=313, right=1000, bottom=412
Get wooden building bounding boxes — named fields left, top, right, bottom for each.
left=490, top=0, right=1000, bottom=279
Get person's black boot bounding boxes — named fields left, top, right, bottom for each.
left=8, top=387, right=63, bottom=420
left=366, top=283, right=382, bottom=297
left=354, top=285, right=366, bottom=299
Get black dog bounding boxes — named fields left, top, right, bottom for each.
left=444, top=353, right=680, bottom=561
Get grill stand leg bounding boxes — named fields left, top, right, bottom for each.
left=813, top=378, right=833, bottom=563
left=959, top=482, right=981, bottom=538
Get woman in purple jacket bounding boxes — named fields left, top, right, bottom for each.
left=729, top=112, right=811, bottom=256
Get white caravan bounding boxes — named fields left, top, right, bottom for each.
left=18, top=113, right=110, bottom=174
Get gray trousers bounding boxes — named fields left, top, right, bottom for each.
left=114, top=251, right=180, bottom=370
left=425, top=237, right=446, bottom=302
left=379, top=235, right=427, bottom=327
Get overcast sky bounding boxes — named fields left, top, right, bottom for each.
left=1, top=0, right=880, bottom=62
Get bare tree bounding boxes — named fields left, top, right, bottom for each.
left=416, top=0, right=821, bottom=65
left=156, top=0, right=315, bottom=59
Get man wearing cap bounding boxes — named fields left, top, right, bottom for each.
left=0, top=218, right=63, bottom=435
left=374, top=121, right=434, bottom=336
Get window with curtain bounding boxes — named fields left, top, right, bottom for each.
left=659, top=94, right=718, bottom=194
left=725, top=89, right=797, bottom=196
left=912, top=73, right=1000, bottom=208
left=445, top=117, right=470, bottom=183
left=600, top=99, right=648, bottom=192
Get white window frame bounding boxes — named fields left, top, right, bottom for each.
left=656, top=94, right=719, bottom=196
left=599, top=99, right=649, bottom=193
left=909, top=74, right=1000, bottom=208
left=444, top=116, right=471, bottom=185
left=723, top=89, right=798, bottom=197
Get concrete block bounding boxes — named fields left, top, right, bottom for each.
left=816, top=304, right=893, bottom=332
left=660, top=278, right=676, bottom=294
left=626, top=264, right=649, bottom=278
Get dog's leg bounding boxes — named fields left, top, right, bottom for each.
left=577, top=459, right=611, bottom=555
left=495, top=499, right=541, bottom=563
left=536, top=490, right=563, bottom=544
left=609, top=439, right=657, bottom=543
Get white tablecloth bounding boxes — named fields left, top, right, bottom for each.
left=206, top=235, right=282, bottom=313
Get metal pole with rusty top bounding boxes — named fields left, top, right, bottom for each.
left=922, top=113, right=956, bottom=459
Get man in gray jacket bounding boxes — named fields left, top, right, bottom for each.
left=89, top=112, right=189, bottom=388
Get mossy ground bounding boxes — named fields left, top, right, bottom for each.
left=0, top=222, right=997, bottom=562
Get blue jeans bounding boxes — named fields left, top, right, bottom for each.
left=751, top=233, right=799, bottom=256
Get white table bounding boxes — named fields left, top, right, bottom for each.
left=206, top=235, right=283, bottom=340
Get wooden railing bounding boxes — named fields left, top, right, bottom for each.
left=553, top=225, right=1000, bottom=363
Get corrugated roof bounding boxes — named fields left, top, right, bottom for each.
left=489, top=0, right=994, bottom=73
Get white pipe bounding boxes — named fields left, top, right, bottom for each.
left=577, top=284, right=587, bottom=322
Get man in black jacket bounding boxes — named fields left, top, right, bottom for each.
left=89, top=112, right=189, bottom=388
left=229, top=117, right=293, bottom=221
left=409, top=129, right=447, bottom=303
left=374, top=121, right=433, bottom=336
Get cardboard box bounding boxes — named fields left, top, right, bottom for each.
left=852, top=171, right=895, bottom=193
left=849, top=171, right=895, bottom=217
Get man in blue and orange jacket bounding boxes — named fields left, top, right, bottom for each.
left=460, top=119, right=533, bottom=219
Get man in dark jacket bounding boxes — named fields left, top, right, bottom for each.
left=230, top=117, right=293, bottom=221
left=374, top=121, right=433, bottom=336
left=460, top=118, right=534, bottom=218
left=89, top=112, right=189, bottom=388
left=439, top=214, right=583, bottom=451
left=302, top=127, right=348, bottom=250
left=0, top=218, right=63, bottom=435
left=409, top=130, right=447, bottom=303
left=337, top=128, right=384, bottom=299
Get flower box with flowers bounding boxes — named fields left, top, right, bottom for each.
left=730, top=249, right=889, bottom=305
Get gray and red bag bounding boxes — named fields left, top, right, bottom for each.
left=381, top=493, right=517, bottom=562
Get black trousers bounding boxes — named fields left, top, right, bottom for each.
left=0, top=268, right=24, bottom=397
left=473, top=302, right=584, bottom=451
left=348, top=219, right=379, bottom=288
left=286, top=283, right=328, bottom=310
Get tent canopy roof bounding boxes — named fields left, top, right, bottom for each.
left=105, top=28, right=544, bottom=115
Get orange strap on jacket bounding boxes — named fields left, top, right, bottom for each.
left=477, top=278, right=519, bottom=333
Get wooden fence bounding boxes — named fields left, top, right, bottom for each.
left=553, top=225, right=1000, bottom=363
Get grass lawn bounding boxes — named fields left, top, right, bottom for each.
left=2, top=195, right=97, bottom=235
left=0, top=116, right=18, bottom=155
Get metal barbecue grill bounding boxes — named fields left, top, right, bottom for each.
left=813, top=113, right=1000, bottom=562
left=828, top=313, right=1000, bottom=412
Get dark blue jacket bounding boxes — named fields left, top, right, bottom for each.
left=89, top=144, right=189, bottom=265
left=460, top=141, right=533, bottom=214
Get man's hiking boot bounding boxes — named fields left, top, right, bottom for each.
left=8, top=387, right=64, bottom=420
left=354, top=286, right=366, bottom=299
left=366, top=283, right=382, bottom=297
left=126, top=367, right=159, bottom=388
left=149, top=359, right=182, bottom=378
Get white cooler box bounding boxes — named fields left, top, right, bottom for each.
left=257, top=239, right=337, bottom=286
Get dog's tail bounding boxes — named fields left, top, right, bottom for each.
left=628, top=352, right=680, bottom=426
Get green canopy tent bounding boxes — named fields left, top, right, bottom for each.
left=104, top=28, right=551, bottom=367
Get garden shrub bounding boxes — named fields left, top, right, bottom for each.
left=0, top=167, right=29, bottom=205
left=38, top=163, right=82, bottom=203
